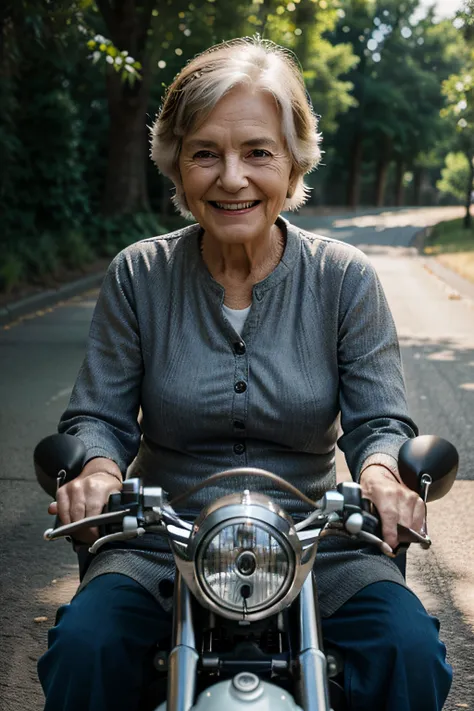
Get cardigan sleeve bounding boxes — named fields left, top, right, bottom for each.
left=58, top=251, right=143, bottom=473
left=336, top=252, right=418, bottom=481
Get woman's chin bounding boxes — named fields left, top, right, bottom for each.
left=199, top=207, right=282, bottom=243
left=204, top=223, right=266, bottom=245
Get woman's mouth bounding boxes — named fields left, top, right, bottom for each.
left=208, top=200, right=261, bottom=214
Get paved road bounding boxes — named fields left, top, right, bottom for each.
left=1, top=206, right=473, bottom=710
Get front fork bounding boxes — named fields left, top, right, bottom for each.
left=166, top=571, right=199, bottom=711
left=164, top=572, right=332, bottom=711
left=297, top=574, right=333, bottom=711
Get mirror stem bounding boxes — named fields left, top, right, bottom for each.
left=420, top=473, right=432, bottom=536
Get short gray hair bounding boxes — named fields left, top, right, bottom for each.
left=150, top=37, right=322, bottom=218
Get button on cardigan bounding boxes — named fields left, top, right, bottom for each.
left=60, top=216, right=417, bottom=616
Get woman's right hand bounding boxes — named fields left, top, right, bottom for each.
left=48, top=460, right=123, bottom=543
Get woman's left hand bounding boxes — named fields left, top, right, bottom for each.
left=359, top=465, right=426, bottom=550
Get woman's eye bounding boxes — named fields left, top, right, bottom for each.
left=249, top=149, right=272, bottom=159
left=193, top=151, right=217, bottom=160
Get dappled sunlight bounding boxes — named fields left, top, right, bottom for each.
left=354, top=244, right=419, bottom=257
left=36, top=567, right=80, bottom=607
left=331, top=206, right=466, bottom=230
left=427, top=350, right=457, bottom=361
left=459, top=383, right=474, bottom=391
left=399, top=335, right=474, bottom=356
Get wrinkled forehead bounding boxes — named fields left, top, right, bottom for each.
left=182, top=85, right=287, bottom=149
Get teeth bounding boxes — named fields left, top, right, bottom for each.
left=215, top=201, right=257, bottom=210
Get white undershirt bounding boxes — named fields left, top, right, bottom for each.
left=222, top=304, right=251, bottom=337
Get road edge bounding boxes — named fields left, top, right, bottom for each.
left=0, top=272, right=105, bottom=326
left=411, top=227, right=474, bottom=306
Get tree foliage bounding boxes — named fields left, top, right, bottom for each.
left=321, top=0, right=466, bottom=207
left=0, top=0, right=472, bottom=291
left=439, top=0, right=474, bottom=227
left=437, top=152, right=473, bottom=203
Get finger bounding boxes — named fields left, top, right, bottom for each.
left=69, top=498, right=86, bottom=523
left=379, top=505, right=400, bottom=550
left=56, top=487, right=71, bottom=525
left=398, top=491, right=423, bottom=532
left=64, top=480, right=87, bottom=523
left=83, top=478, right=119, bottom=518
left=48, top=501, right=58, bottom=515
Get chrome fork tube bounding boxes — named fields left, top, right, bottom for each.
left=297, top=574, right=332, bottom=711
left=166, top=571, right=199, bottom=711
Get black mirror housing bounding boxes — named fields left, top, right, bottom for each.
left=34, top=433, right=86, bottom=497
left=398, top=435, right=458, bottom=502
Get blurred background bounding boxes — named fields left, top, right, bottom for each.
left=0, top=0, right=473, bottom=299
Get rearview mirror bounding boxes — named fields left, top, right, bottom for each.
left=398, top=435, right=458, bottom=502
left=34, top=433, right=86, bottom=497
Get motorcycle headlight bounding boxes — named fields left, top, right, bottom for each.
left=170, top=491, right=316, bottom=622
left=196, top=518, right=293, bottom=614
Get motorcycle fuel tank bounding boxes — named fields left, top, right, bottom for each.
left=157, top=672, right=303, bottom=711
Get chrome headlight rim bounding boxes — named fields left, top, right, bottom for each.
left=170, top=492, right=318, bottom=622
left=194, top=515, right=297, bottom=615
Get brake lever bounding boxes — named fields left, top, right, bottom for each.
left=397, top=524, right=431, bottom=549
left=44, top=509, right=132, bottom=541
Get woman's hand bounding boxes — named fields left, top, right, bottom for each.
left=48, top=458, right=123, bottom=543
left=359, top=465, right=425, bottom=550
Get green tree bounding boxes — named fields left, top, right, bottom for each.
left=325, top=0, right=464, bottom=208
left=437, top=152, right=473, bottom=203
left=0, top=2, right=94, bottom=275
left=441, top=63, right=474, bottom=227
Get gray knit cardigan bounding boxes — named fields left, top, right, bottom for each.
left=60, top=216, right=417, bottom=617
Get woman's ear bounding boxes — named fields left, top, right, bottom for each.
left=286, top=167, right=301, bottom=199
left=171, top=163, right=190, bottom=213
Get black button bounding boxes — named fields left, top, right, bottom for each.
left=234, top=341, right=246, bottom=355
left=158, top=579, right=174, bottom=599
left=234, top=381, right=247, bottom=393
left=233, top=420, right=245, bottom=430
left=234, top=442, right=246, bottom=455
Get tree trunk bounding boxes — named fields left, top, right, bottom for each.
left=96, top=0, right=155, bottom=217
left=346, top=132, right=363, bottom=209
left=463, top=153, right=474, bottom=229
left=394, top=156, right=405, bottom=207
left=413, top=167, right=422, bottom=206
left=102, top=67, right=151, bottom=216
left=374, top=135, right=392, bottom=207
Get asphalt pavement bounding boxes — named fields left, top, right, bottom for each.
left=0, top=206, right=473, bottom=710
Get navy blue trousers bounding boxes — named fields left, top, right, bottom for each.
left=38, top=574, right=452, bottom=711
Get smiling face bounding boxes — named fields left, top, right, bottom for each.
left=179, top=85, right=294, bottom=247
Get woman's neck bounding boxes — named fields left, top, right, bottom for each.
left=201, top=224, right=285, bottom=308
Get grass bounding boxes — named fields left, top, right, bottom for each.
left=424, top=217, right=474, bottom=284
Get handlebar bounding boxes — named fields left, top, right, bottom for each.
left=43, top=477, right=431, bottom=559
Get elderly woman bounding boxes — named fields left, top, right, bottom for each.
left=38, top=38, right=451, bottom=711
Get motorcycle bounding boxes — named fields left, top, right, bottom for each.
left=34, top=434, right=458, bottom=711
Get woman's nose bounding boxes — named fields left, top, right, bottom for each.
left=216, top=157, right=249, bottom=192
